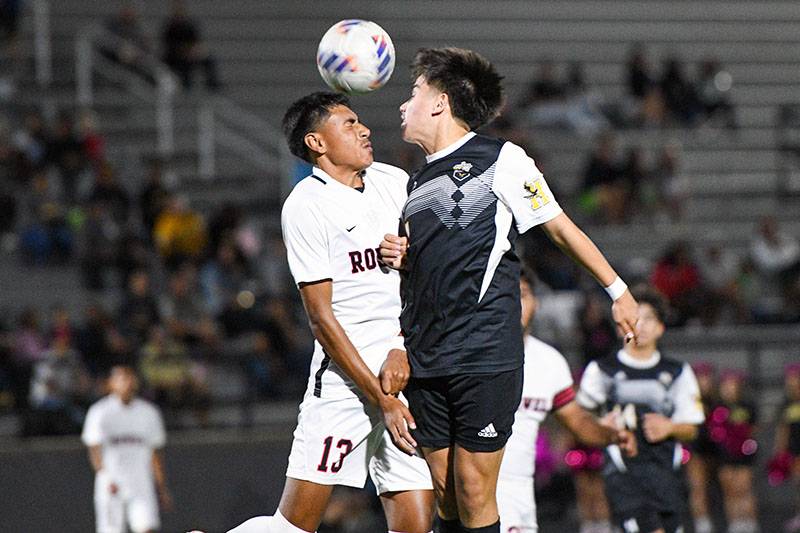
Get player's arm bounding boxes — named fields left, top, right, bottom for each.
left=642, top=414, right=698, bottom=443
left=379, top=342, right=410, bottom=395
left=87, top=444, right=103, bottom=473
left=299, top=279, right=418, bottom=455
left=152, top=449, right=172, bottom=511
left=540, top=212, right=638, bottom=342
left=555, top=400, right=637, bottom=456
left=644, top=362, right=704, bottom=443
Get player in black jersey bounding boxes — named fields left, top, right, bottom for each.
left=379, top=47, right=639, bottom=533
left=577, top=287, right=705, bottom=533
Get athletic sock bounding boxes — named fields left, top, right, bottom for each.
left=269, top=510, right=313, bottom=533
left=694, top=515, right=713, bottom=533
left=433, top=516, right=460, bottom=533
left=458, top=520, right=500, bottom=533
left=225, top=510, right=312, bottom=533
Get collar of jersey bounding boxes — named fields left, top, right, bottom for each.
left=617, top=348, right=661, bottom=369
left=425, top=132, right=477, bottom=164
left=311, top=166, right=367, bottom=192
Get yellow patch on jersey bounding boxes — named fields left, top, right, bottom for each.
left=524, top=179, right=551, bottom=210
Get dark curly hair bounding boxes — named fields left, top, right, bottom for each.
left=630, top=284, right=670, bottom=325
left=410, top=47, right=505, bottom=131
left=282, top=91, right=351, bottom=163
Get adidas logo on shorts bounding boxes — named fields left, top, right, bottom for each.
left=478, top=423, right=497, bottom=438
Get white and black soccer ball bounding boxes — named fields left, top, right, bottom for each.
left=316, top=19, right=395, bottom=95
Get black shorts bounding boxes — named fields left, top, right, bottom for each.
left=405, top=367, right=523, bottom=453
left=613, top=508, right=682, bottom=533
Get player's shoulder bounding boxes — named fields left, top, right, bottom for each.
left=525, top=335, right=568, bottom=366
left=657, top=352, right=687, bottom=377
left=367, top=161, right=409, bottom=182
left=132, top=396, right=162, bottom=414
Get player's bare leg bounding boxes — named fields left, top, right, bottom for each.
left=276, top=477, right=335, bottom=531
left=380, top=489, right=436, bottom=533
left=719, top=465, right=758, bottom=532
left=422, top=446, right=460, bottom=526
left=686, top=454, right=713, bottom=533
left=453, top=444, right=505, bottom=528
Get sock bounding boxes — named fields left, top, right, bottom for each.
left=226, top=510, right=311, bottom=533
left=433, top=516, right=460, bottom=533
left=270, top=510, right=313, bottom=533
left=694, top=515, right=713, bottom=533
left=458, top=521, right=500, bottom=533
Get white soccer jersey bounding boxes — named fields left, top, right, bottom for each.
left=499, top=334, right=574, bottom=482
left=497, top=334, right=574, bottom=533
left=281, top=162, right=408, bottom=400
left=82, top=395, right=166, bottom=494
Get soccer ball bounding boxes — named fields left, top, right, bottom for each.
left=316, top=19, right=395, bottom=95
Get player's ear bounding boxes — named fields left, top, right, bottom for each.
left=431, top=91, right=448, bottom=117
left=305, top=132, right=326, bottom=156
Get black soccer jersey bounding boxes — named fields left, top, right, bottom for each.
left=578, top=349, right=705, bottom=514
left=399, top=133, right=562, bottom=377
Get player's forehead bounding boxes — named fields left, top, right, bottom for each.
left=323, top=104, right=358, bottom=125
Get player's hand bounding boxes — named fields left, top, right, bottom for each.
left=642, top=413, right=674, bottom=443
left=616, top=429, right=638, bottom=457
left=109, top=482, right=118, bottom=495
left=378, top=395, right=418, bottom=456
left=379, top=349, right=410, bottom=395
left=612, top=290, right=638, bottom=344
left=380, top=234, right=408, bottom=270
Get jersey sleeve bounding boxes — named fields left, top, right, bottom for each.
left=147, top=404, right=167, bottom=448
left=281, top=196, right=331, bottom=286
left=549, top=348, right=576, bottom=410
left=81, top=404, right=103, bottom=446
left=493, top=142, right=563, bottom=234
left=670, top=363, right=706, bottom=425
left=577, top=360, right=607, bottom=410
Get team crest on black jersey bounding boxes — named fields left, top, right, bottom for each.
left=452, top=161, right=473, bottom=182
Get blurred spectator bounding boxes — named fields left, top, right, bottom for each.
left=9, top=310, right=46, bottom=407
left=519, top=59, right=565, bottom=108
left=87, top=162, right=131, bottom=225
left=77, top=110, right=106, bottom=164
left=660, top=56, right=701, bottom=127
left=79, top=199, right=121, bottom=290
left=649, top=241, right=702, bottom=325
left=139, top=158, right=171, bottom=240
left=138, top=325, right=209, bottom=422
left=153, top=193, right=208, bottom=268
left=750, top=217, right=800, bottom=290
left=75, top=302, right=133, bottom=379
left=26, top=335, right=93, bottom=436
left=617, top=146, right=649, bottom=219
left=100, top=2, right=154, bottom=82
left=579, top=133, right=628, bottom=223
left=625, top=43, right=665, bottom=127
left=18, top=171, right=73, bottom=265
left=697, top=59, right=737, bottom=131
left=12, top=109, right=48, bottom=180
left=46, top=112, right=85, bottom=203
left=161, top=2, right=220, bottom=90
left=118, top=270, right=161, bottom=347
left=699, top=245, right=750, bottom=324
left=200, top=238, right=249, bottom=317
left=159, top=263, right=220, bottom=346
left=48, top=304, right=75, bottom=344
left=0, top=179, right=17, bottom=239
left=578, top=291, right=618, bottom=366
left=652, top=140, right=689, bottom=222
left=0, top=0, right=21, bottom=45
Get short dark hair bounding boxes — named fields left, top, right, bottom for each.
left=411, top=47, right=505, bottom=131
left=282, top=91, right=351, bottom=163
left=630, top=284, right=669, bottom=324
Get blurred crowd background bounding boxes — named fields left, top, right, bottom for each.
left=1, top=1, right=799, bottom=532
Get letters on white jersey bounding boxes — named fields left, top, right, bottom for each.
left=281, top=162, right=409, bottom=399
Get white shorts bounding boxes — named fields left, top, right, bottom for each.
left=94, top=471, right=160, bottom=533
left=497, top=476, right=537, bottom=533
left=285, top=392, right=433, bottom=494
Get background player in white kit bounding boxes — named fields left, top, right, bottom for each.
left=497, top=273, right=637, bottom=533
left=82, top=365, right=171, bottom=533
left=215, top=92, right=434, bottom=533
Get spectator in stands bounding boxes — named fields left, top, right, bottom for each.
left=138, top=324, right=208, bottom=421
left=750, top=216, right=800, bottom=291
left=26, top=334, right=93, bottom=435
left=617, top=146, right=649, bottom=220
left=699, top=245, right=750, bottom=324
left=578, top=290, right=618, bottom=366
left=0, top=179, right=17, bottom=241
left=46, top=112, right=85, bottom=203
left=9, top=309, right=46, bottom=407
left=696, top=59, right=737, bottom=131
left=773, top=364, right=800, bottom=533
left=77, top=110, right=106, bottom=164
left=161, top=2, right=220, bottom=90
left=579, top=133, right=628, bottom=223
left=159, top=263, right=221, bottom=347
left=12, top=109, right=48, bottom=180
left=87, top=162, right=131, bottom=225
left=0, top=0, right=21, bottom=46
left=153, top=193, right=208, bottom=268
left=79, top=199, right=121, bottom=290
left=118, top=269, right=161, bottom=347
left=649, top=241, right=702, bottom=325
left=75, top=302, right=133, bottom=381
left=199, top=238, right=248, bottom=317
left=18, top=171, right=73, bottom=265
left=624, top=43, right=665, bottom=127
left=101, top=2, right=153, bottom=81
left=139, top=158, right=170, bottom=241
left=652, top=140, right=689, bottom=222
left=660, top=56, right=701, bottom=127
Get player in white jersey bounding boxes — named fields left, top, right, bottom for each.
left=82, top=365, right=171, bottom=533
left=214, top=92, right=434, bottom=533
left=497, top=274, right=637, bottom=533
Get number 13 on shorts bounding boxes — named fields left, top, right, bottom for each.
left=317, top=436, right=353, bottom=473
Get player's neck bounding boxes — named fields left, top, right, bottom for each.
left=624, top=342, right=658, bottom=360
left=317, top=162, right=364, bottom=189
left=421, top=119, right=470, bottom=156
